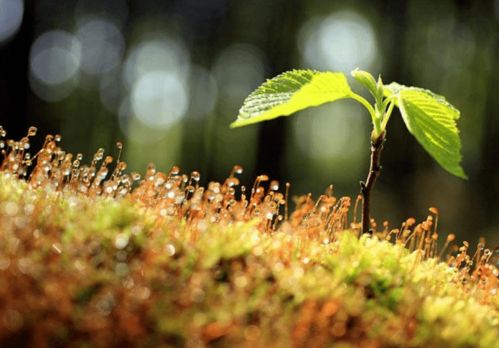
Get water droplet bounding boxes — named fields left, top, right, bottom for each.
left=114, top=234, right=129, bottom=249
left=165, top=243, right=176, bottom=256
left=225, top=177, right=239, bottom=187
left=429, top=207, right=439, bottom=215
left=270, top=180, right=279, bottom=191
left=169, top=165, right=180, bottom=176
left=232, top=165, right=243, bottom=175
left=191, top=171, right=201, bottom=182
left=257, top=175, right=269, bottom=182
left=94, top=148, right=105, bottom=161
left=27, top=126, right=37, bottom=137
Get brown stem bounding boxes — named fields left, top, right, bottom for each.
left=360, top=131, right=386, bottom=234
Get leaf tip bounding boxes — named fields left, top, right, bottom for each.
left=230, top=120, right=242, bottom=128
left=457, top=169, right=468, bottom=180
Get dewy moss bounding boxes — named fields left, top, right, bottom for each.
left=0, top=126, right=497, bottom=347
left=231, top=69, right=466, bottom=234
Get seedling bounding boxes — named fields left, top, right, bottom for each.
left=231, top=69, right=466, bottom=234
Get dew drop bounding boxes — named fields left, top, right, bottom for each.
left=232, top=165, right=243, bottom=175
left=191, top=171, right=201, bottom=182
left=27, top=126, right=37, bottom=137
left=114, top=234, right=129, bottom=249
left=429, top=207, right=439, bottom=215
left=165, top=243, right=176, bottom=256
left=226, top=177, right=240, bottom=187
left=169, top=166, right=180, bottom=176
left=270, top=180, right=279, bottom=191
left=103, top=155, right=113, bottom=164
left=258, top=175, right=269, bottom=182
left=94, top=148, right=105, bottom=161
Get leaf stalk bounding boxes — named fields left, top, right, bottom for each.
left=350, top=94, right=380, bottom=136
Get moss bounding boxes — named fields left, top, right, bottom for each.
left=0, top=170, right=497, bottom=347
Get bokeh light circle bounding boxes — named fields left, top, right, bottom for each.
left=131, top=71, right=188, bottom=129
left=30, top=30, right=81, bottom=85
left=29, top=30, right=81, bottom=101
left=123, top=37, right=190, bottom=89
left=0, top=0, right=24, bottom=44
left=76, top=16, right=125, bottom=75
left=298, top=11, right=379, bottom=72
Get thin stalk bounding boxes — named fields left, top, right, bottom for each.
left=350, top=94, right=381, bottom=136
left=380, top=101, right=395, bottom=130
left=360, top=130, right=386, bottom=234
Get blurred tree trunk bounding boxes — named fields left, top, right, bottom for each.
left=479, top=35, right=499, bottom=227
left=254, top=0, right=305, bottom=180
left=372, top=0, right=411, bottom=222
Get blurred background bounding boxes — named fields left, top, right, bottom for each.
left=0, top=0, right=498, bottom=244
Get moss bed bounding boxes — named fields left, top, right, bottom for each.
left=0, top=130, right=497, bottom=347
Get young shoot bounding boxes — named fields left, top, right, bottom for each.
left=231, top=69, right=466, bottom=234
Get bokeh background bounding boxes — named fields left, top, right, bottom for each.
left=0, top=0, right=498, bottom=244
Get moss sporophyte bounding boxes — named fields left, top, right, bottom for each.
left=231, top=69, right=466, bottom=234
left=0, top=125, right=497, bottom=347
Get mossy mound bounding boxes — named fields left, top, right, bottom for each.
left=0, top=173, right=497, bottom=347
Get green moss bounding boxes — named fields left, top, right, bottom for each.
left=0, top=173, right=497, bottom=347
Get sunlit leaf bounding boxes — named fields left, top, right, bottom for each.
left=351, top=69, right=377, bottom=97
left=231, top=70, right=353, bottom=127
left=397, top=87, right=466, bottom=178
left=383, top=82, right=405, bottom=101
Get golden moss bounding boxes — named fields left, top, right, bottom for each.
left=0, top=127, right=497, bottom=347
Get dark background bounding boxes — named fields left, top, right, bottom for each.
left=0, top=0, right=498, bottom=244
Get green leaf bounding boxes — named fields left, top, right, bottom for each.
left=397, top=87, right=467, bottom=179
left=351, top=69, right=377, bottom=97
left=383, top=82, right=405, bottom=101
left=231, top=70, right=353, bottom=128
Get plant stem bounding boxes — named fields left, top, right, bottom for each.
left=350, top=94, right=377, bottom=129
left=360, top=130, right=386, bottom=234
